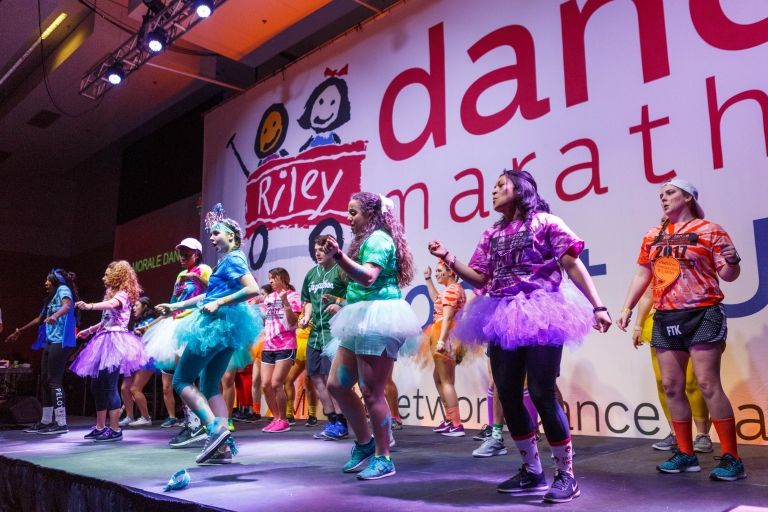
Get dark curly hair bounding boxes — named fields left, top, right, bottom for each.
left=494, top=169, right=551, bottom=229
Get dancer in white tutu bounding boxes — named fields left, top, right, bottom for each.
left=322, top=191, right=423, bottom=480
left=429, top=170, right=611, bottom=503
left=157, top=204, right=262, bottom=464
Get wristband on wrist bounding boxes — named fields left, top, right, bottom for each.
left=332, top=252, right=342, bottom=260
left=633, top=326, right=643, bottom=332
left=444, top=252, right=457, bottom=269
left=593, top=306, right=611, bottom=320
left=621, top=308, right=631, bottom=313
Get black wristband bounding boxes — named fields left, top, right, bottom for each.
left=332, top=252, right=342, bottom=260
left=593, top=306, right=611, bottom=320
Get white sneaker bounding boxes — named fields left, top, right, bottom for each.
left=118, top=416, right=135, bottom=427
left=128, top=416, right=152, bottom=427
left=390, top=431, right=395, bottom=447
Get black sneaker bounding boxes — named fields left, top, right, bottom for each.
left=169, top=425, right=207, bottom=448
left=37, top=423, right=69, bottom=435
left=84, top=427, right=107, bottom=439
left=203, top=448, right=233, bottom=465
left=232, top=411, right=249, bottom=422
left=473, top=424, right=492, bottom=441
left=497, top=466, right=548, bottom=493
left=391, top=418, right=403, bottom=430
left=543, top=471, right=580, bottom=503
left=305, top=415, right=318, bottom=427
left=286, top=416, right=296, bottom=426
left=93, top=427, right=123, bottom=442
left=196, top=426, right=231, bottom=464
left=24, top=422, right=51, bottom=433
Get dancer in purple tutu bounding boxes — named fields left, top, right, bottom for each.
left=71, top=261, right=148, bottom=442
left=428, top=169, right=611, bottom=504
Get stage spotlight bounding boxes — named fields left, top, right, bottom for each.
left=196, top=0, right=213, bottom=18
left=146, top=28, right=168, bottom=53
left=107, top=63, right=124, bottom=85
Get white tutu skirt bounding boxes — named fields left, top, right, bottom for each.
left=324, top=299, right=425, bottom=359
left=451, top=280, right=595, bottom=352
left=70, top=330, right=149, bottom=378
left=143, top=317, right=181, bottom=372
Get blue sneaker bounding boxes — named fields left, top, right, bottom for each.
left=709, top=453, right=746, bottom=481
left=342, top=439, right=375, bottom=473
left=357, top=455, right=396, bottom=480
left=497, top=466, right=548, bottom=493
left=314, top=422, right=334, bottom=440
left=657, top=451, right=701, bottom=473
left=325, top=422, right=349, bottom=441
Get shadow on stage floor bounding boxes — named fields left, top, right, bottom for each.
left=1, top=416, right=767, bottom=511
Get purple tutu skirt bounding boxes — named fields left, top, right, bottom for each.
left=451, top=280, right=594, bottom=352
left=70, top=329, right=149, bottom=378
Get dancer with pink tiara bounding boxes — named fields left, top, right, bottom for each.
left=71, top=261, right=149, bottom=442
left=321, top=192, right=423, bottom=480
left=430, top=170, right=611, bottom=503
left=157, top=204, right=262, bottom=465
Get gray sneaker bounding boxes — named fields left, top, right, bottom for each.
left=694, top=434, right=713, bottom=453
left=473, top=437, right=507, bottom=458
left=652, top=432, right=678, bottom=451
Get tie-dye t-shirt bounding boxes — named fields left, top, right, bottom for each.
left=261, top=291, right=302, bottom=351
left=467, top=213, right=584, bottom=297
left=433, top=283, right=466, bottom=323
left=637, top=219, right=733, bottom=311
left=170, top=264, right=212, bottom=319
left=101, top=291, right=132, bottom=332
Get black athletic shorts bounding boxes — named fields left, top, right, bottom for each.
left=306, top=346, right=332, bottom=377
left=261, top=349, right=296, bottom=365
left=651, top=304, right=726, bottom=352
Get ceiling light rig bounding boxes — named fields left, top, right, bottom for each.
left=79, top=0, right=227, bottom=99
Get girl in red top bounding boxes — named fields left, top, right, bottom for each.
left=617, top=178, right=745, bottom=481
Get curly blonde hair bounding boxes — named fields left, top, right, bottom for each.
left=104, top=261, right=142, bottom=303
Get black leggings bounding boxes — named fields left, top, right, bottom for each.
left=41, top=344, right=74, bottom=409
left=91, top=368, right=121, bottom=411
left=489, top=343, right=570, bottom=443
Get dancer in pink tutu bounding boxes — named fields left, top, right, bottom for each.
left=71, top=261, right=148, bottom=442
left=429, top=169, right=611, bottom=503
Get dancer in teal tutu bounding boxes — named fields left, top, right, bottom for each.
left=157, top=204, right=262, bottom=465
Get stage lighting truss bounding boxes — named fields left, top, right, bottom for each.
left=78, top=0, right=227, bottom=100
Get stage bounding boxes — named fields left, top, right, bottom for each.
left=1, top=417, right=767, bottom=511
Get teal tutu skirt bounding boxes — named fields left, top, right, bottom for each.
left=174, top=302, right=263, bottom=357
left=227, top=346, right=254, bottom=372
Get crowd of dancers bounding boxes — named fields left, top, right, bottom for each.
left=4, top=171, right=747, bottom=503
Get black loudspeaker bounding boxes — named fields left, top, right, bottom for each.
left=0, top=396, right=42, bottom=424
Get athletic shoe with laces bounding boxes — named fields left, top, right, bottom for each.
left=84, top=427, right=107, bottom=439
left=286, top=416, right=296, bottom=426
left=244, top=413, right=261, bottom=423
left=37, top=423, right=68, bottom=435
left=442, top=424, right=465, bottom=437
left=694, top=434, right=714, bottom=453
left=343, top=439, right=376, bottom=473
left=231, top=410, right=249, bottom=422
left=228, top=418, right=235, bottom=432
left=269, top=419, right=291, bottom=433
left=391, top=418, right=403, bottom=430
left=390, top=431, right=395, bottom=447
left=196, top=422, right=231, bottom=464
left=709, top=453, right=746, bottom=481
left=357, top=455, right=396, bottom=480
left=24, top=422, right=51, bottom=433
left=262, top=420, right=277, bottom=432
left=543, top=471, right=580, bottom=503
left=315, top=421, right=334, bottom=439
left=657, top=451, right=701, bottom=473
left=203, top=447, right=233, bottom=465
left=324, top=422, right=349, bottom=440
left=118, top=416, right=135, bottom=427
left=433, top=419, right=451, bottom=432
left=93, top=427, right=123, bottom=442
left=161, top=417, right=180, bottom=428
left=652, top=432, right=678, bottom=451
left=128, top=416, right=152, bottom=427
left=473, top=437, right=507, bottom=457
left=497, top=466, right=549, bottom=493
left=305, top=415, right=318, bottom=427
left=473, top=424, right=492, bottom=441
left=169, top=425, right=206, bottom=447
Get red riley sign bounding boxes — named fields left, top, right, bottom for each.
left=244, top=141, right=366, bottom=237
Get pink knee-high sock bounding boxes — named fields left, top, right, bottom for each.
left=487, top=387, right=494, bottom=424
left=523, top=388, right=538, bottom=429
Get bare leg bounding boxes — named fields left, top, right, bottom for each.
left=327, top=347, right=369, bottom=443
left=311, top=374, right=336, bottom=414
left=284, top=360, right=306, bottom=418
left=358, top=354, right=394, bottom=457
left=129, top=370, right=154, bottom=419
left=161, top=373, right=176, bottom=418
left=120, top=376, right=134, bottom=418
left=220, top=370, right=236, bottom=418
left=263, top=360, right=293, bottom=421
left=433, top=367, right=446, bottom=410
left=689, top=344, right=733, bottom=419
left=251, top=361, right=262, bottom=411
left=656, top=349, right=692, bottom=420
left=385, top=369, right=399, bottom=418
left=435, top=358, right=458, bottom=409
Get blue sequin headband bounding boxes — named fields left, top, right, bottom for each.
left=51, top=269, right=66, bottom=285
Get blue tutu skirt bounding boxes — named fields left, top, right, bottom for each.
left=451, top=280, right=594, bottom=352
left=174, top=302, right=263, bottom=357
left=70, top=330, right=149, bottom=378
left=323, top=299, right=425, bottom=359
left=227, top=346, right=254, bottom=372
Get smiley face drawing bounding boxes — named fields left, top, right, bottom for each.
left=297, top=76, right=351, bottom=153
left=254, top=103, right=289, bottom=166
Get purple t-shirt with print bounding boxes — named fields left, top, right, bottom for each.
left=467, top=213, right=584, bottom=297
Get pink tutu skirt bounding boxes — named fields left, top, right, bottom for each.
left=70, top=329, right=149, bottom=378
left=451, top=280, right=594, bottom=352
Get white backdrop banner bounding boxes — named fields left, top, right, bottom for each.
left=203, top=0, right=768, bottom=444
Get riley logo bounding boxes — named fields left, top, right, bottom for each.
left=666, top=325, right=682, bottom=336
